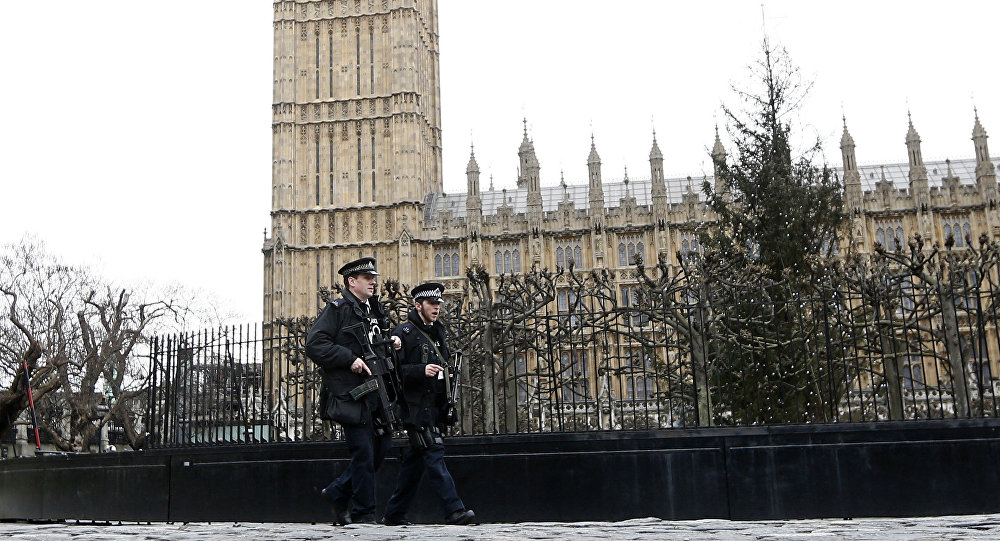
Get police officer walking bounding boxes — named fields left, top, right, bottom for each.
left=305, top=257, right=402, bottom=525
left=381, top=282, right=476, bottom=526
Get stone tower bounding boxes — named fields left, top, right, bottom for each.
left=264, top=0, right=442, bottom=320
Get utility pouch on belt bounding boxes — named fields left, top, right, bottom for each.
left=349, top=379, right=379, bottom=400
left=406, top=426, right=443, bottom=452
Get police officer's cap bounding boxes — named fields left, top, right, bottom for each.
left=411, top=282, right=445, bottom=303
left=338, top=257, right=379, bottom=277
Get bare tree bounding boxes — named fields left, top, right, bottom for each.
left=1, top=239, right=88, bottom=442
left=1, top=238, right=211, bottom=451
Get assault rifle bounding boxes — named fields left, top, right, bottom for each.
left=440, top=349, right=462, bottom=427
left=343, top=322, right=404, bottom=435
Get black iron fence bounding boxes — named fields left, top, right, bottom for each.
left=148, top=236, right=1000, bottom=447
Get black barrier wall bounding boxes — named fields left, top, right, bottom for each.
left=2, top=420, right=999, bottom=523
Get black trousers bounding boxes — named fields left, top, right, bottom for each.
left=323, top=422, right=392, bottom=519
left=383, top=430, right=464, bottom=521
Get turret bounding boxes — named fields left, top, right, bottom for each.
left=840, top=116, right=862, bottom=211
left=650, top=129, right=666, bottom=207
left=711, top=125, right=728, bottom=200
left=973, top=108, right=995, bottom=181
left=906, top=112, right=929, bottom=190
left=466, top=142, right=482, bottom=227
left=587, top=134, right=605, bottom=217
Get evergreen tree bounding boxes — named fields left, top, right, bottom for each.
left=703, top=40, right=847, bottom=280
left=696, top=41, right=851, bottom=424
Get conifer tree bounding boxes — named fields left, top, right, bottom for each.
left=703, top=40, right=847, bottom=279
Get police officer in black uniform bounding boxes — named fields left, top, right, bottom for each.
left=381, top=282, right=476, bottom=526
left=306, top=257, right=402, bottom=525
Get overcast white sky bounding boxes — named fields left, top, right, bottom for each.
left=1, top=1, right=997, bottom=323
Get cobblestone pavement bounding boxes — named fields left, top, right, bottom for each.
left=2, top=515, right=1000, bottom=540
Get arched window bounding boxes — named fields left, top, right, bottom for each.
left=618, top=234, right=643, bottom=266
left=556, top=247, right=564, bottom=268
left=435, top=246, right=460, bottom=277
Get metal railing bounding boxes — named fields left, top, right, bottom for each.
left=147, top=238, right=1000, bottom=447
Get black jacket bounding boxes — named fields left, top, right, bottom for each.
left=305, top=290, right=391, bottom=426
left=391, top=309, right=450, bottom=428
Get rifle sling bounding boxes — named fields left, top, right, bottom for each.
left=412, top=325, right=448, bottom=367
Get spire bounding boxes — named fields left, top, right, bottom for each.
left=466, top=141, right=480, bottom=174
left=517, top=118, right=540, bottom=191
left=971, top=107, right=996, bottom=192
left=588, top=133, right=601, bottom=164
left=972, top=107, right=992, bottom=171
left=973, top=106, right=987, bottom=138
left=649, top=128, right=663, bottom=160
left=905, top=111, right=928, bottom=185
left=587, top=133, right=605, bottom=216
left=840, top=115, right=855, bottom=150
left=650, top=128, right=666, bottom=203
left=518, top=117, right=532, bottom=154
left=466, top=140, right=482, bottom=219
left=711, top=125, right=728, bottom=201
left=841, top=115, right=862, bottom=211
left=711, top=124, right=726, bottom=162
left=840, top=115, right=857, bottom=173
left=905, top=110, right=920, bottom=144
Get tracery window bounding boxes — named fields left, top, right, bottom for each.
left=679, top=231, right=703, bottom=260
left=941, top=215, right=972, bottom=248
left=875, top=219, right=905, bottom=251
left=434, top=245, right=460, bottom=277
left=617, top=234, right=644, bottom=266
left=556, top=239, right=583, bottom=269
left=494, top=242, right=521, bottom=274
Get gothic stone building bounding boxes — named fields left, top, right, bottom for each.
left=262, top=1, right=1000, bottom=341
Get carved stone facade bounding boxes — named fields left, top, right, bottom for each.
left=263, top=1, right=999, bottom=322
left=265, top=0, right=442, bottom=319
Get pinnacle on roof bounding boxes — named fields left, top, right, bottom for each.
left=519, top=117, right=533, bottom=154
left=973, top=106, right=988, bottom=139
left=466, top=141, right=479, bottom=173
left=588, top=133, right=601, bottom=164
left=906, top=111, right=921, bottom=143
left=712, top=124, right=726, bottom=159
left=649, top=128, right=663, bottom=160
left=840, top=115, right=855, bottom=148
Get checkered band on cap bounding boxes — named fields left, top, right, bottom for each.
left=338, top=257, right=378, bottom=276
left=414, top=288, right=443, bottom=300
left=411, top=282, right=445, bottom=301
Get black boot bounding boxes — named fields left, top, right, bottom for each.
left=445, top=509, right=476, bottom=525
left=318, top=488, right=352, bottom=526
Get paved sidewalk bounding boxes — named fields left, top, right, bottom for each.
left=3, top=515, right=1000, bottom=540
